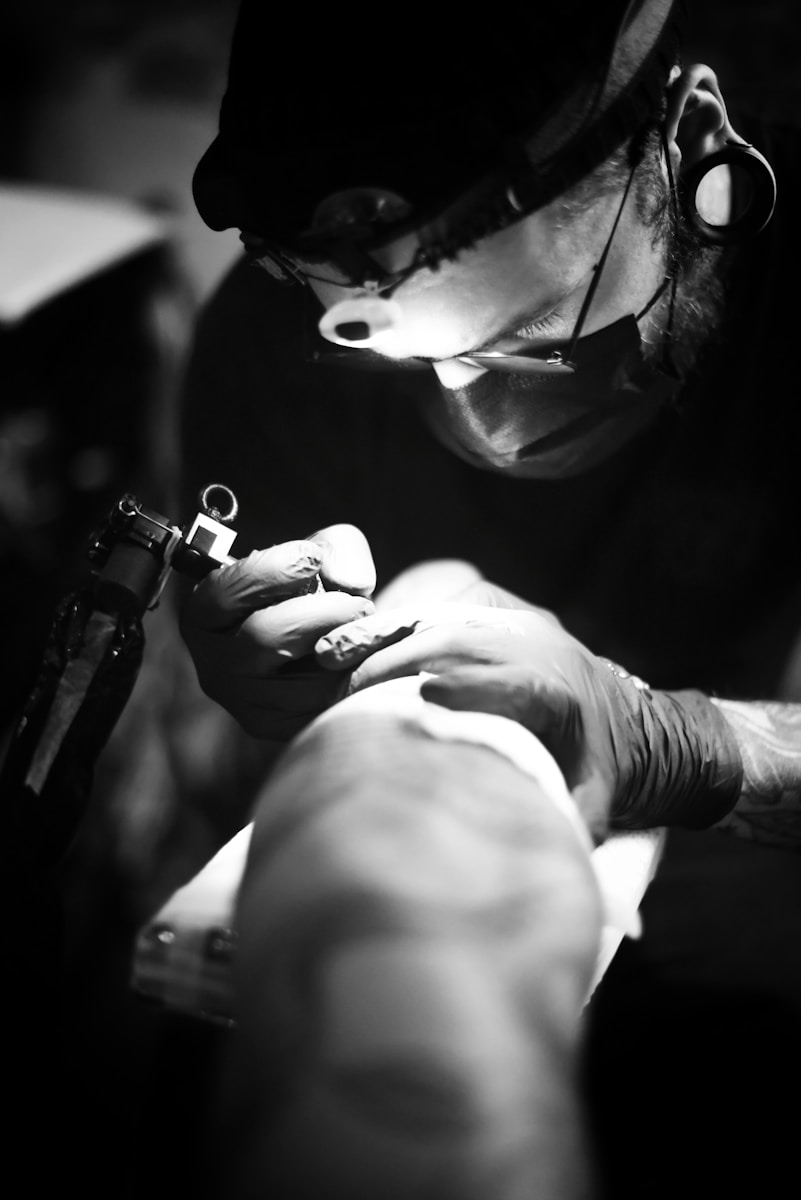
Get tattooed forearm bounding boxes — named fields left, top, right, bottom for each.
left=710, top=699, right=801, bottom=849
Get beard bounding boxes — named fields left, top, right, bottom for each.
left=653, top=202, right=727, bottom=379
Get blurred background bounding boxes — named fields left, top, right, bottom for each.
left=2, top=0, right=242, bottom=297
left=1, top=1, right=800, bottom=1197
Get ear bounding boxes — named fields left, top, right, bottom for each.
left=664, top=63, right=739, bottom=170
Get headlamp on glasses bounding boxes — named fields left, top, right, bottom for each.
left=201, top=2, right=688, bottom=358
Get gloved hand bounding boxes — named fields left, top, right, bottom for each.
left=314, top=587, right=743, bottom=841
left=180, top=524, right=376, bottom=743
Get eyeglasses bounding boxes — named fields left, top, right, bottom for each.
left=307, top=154, right=667, bottom=377
left=309, top=130, right=683, bottom=379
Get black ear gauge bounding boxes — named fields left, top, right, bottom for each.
left=679, top=140, right=777, bottom=245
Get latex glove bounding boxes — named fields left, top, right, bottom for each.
left=314, top=596, right=743, bottom=841
left=180, top=524, right=376, bottom=742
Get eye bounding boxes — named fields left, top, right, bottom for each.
left=470, top=308, right=569, bottom=361
left=514, top=309, right=564, bottom=340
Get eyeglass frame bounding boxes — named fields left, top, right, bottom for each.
left=286, top=135, right=677, bottom=377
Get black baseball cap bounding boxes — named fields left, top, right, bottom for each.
left=193, top=0, right=686, bottom=258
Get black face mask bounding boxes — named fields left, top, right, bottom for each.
left=420, top=302, right=681, bottom=479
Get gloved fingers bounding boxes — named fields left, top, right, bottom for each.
left=419, top=666, right=571, bottom=736
left=309, top=523, right=377, bottom=597
left=188, top=541, right=327, bottom=631
left=244, top=591, right=377, bottom=660
left=190, top=590, right=377, bottom=674
left=341, top=625, right=516, bottom=692
left=421, top=667, right=614, bottom=840
left=314, top=602, right=533, bottom=671
left=420, top=665, right=584, bottom=769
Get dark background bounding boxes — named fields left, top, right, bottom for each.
left=3, top=0, right=800, bottom=293
left=2, top=3, right=800, bottom=1198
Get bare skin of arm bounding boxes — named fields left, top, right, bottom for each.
left=711, top=700, right=801, bottom=850
left=216, top=709, right=604, bottom=1200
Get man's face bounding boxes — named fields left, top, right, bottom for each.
left=306, top=185, right=673, bottom=478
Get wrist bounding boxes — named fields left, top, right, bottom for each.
left=609, top=682, right=744, bottom=831
left=665, top=689, right=744, bottom=825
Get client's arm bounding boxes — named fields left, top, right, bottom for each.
left=217, top=698, right=604, bottom=1200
